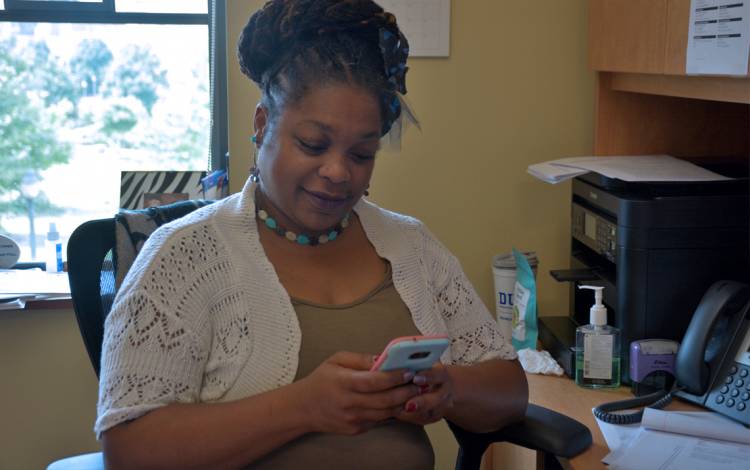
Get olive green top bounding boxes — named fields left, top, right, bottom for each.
left=249, top=265, right=434, bottom=470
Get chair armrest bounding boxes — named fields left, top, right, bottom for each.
left=497, top=404, right=592, bottom=458
left=448, top=404, right=592, bottom=470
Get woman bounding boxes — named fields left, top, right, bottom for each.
left=97, top=1, right=528, bottom=468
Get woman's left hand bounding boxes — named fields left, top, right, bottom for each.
left=396, top=362, right=454, bottom=425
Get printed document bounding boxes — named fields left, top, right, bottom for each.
left=600, top=409, right=750, bottom=469
left=642, top=408, right=750, bottom=445
left=687, top=0, right=750, bottom=75
left=606, top=428, right=750, bottom=470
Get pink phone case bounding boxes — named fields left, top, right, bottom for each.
left=370, top=335, right=450, bottom=372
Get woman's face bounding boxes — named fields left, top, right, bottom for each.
left=254, top=84, right=382, bottom=234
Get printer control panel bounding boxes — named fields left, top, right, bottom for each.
left=572, top=203, right=617, bottom=261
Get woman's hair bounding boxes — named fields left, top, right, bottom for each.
left=237, top=0, right=410, bottom=137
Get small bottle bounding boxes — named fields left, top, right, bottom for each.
left=46, top=222, right=63, bottom=273
left=575, top=285, right=621, bottom=388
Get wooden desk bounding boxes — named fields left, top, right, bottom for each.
left=488, top=373, right=702, bottom=470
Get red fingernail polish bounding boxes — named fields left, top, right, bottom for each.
left=405, top=402, right=417, bottom=412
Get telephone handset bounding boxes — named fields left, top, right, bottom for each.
left=674, top=280, right=750, bottom=424
left=594, top=280, right=750, bottom=426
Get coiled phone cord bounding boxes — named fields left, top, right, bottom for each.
left=592, top=387, right=684, bottom=425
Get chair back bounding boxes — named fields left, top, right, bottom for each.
left=66, top=200, right=213, bottom=377
left=67, top=219, right=116, bottom=378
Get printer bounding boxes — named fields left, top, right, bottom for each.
left=540, top=172, right=749, bottom=382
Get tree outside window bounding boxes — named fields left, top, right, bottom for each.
left=0, top=22, right=210, bottom=262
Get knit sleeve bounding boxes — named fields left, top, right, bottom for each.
left=420, top=226, right=517, bottom=365
left=94, top=224, right=215, bottom=438
left=94, top=288, right=210, bottom=437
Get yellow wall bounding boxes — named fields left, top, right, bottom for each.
left=0, top=308, right=100, bottom=470
left=1, top=2, right=593, bottom=469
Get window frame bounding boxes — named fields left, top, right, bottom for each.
left=0, top=0, right=229, bottom=172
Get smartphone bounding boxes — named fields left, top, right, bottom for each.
left=370, top=335, right=450, bottom=372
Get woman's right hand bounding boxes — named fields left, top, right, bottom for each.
left=297, top=351, right=420, bottom=435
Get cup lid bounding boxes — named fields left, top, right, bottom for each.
left=492, top=251, right=538, bottom=269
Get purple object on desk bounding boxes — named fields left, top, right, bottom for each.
left=630, top=339, right=679, bottom=382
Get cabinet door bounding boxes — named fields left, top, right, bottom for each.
left=664, top=0, right=690, bottom=74
left=589, top=0, right=668, bottom=73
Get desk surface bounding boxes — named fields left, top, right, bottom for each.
left=525, top=374, right=701, bottom=470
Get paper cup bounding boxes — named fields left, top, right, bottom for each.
left=492, top=252, right=538, bottom=340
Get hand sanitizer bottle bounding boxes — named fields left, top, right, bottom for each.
left=46, top=222, right=63, bottom=273
left=575, top=285, right=621, bottom=388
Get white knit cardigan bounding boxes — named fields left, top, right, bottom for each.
left=95, top=180, right=516, bottom=436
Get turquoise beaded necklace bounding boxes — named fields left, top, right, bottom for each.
left=255, top=200, right=350, bottom=247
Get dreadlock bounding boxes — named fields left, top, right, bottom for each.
left=237, top=0, right=410, bottom=136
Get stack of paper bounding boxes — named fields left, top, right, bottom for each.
left=598, top=408, right=750, bottom=470
left=0, top=269, right=70, bottom=296
left=0, top=295, right=30, bottom=310
left=527, top=155, right=731, bottom=184
left=0, top=269, right=71, bottom=310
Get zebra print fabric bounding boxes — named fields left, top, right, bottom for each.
left=120, top=171, right=206, bottom=210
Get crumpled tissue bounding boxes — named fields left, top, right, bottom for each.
left=517, top=348, right=564, bottom=376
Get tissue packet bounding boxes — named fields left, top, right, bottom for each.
left=512, top=248, right=538, bottom=350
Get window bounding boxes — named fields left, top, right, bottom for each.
left=0, top=0, right=227, bottom=263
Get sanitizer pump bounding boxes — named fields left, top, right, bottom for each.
left=575, top=285, right=621, bottom=388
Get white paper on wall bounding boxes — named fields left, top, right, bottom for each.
left=377, top=0, right=451, bottom=57
left=686, top=0, right=750, bottom=76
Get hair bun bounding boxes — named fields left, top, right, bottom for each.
left=237, top=0, right=287, bottom=84
left=238, top=0, right=390, bottom=85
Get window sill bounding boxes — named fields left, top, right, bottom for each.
left=25, top=297, right=74, bottom=311
left=0, top=270, right=72, bottom=311
left=0, top=296, right=73, bottom=312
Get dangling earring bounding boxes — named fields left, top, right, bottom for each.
left=364, top=185, right=370, bottom=197
left=250, top=135, right=260, bottom=182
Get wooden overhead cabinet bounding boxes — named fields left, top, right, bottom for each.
left=589, top=0, right=669, bottom=74
left=588, top=0, right=750, bottom=160
left=590, top=0, right=750, bottom=78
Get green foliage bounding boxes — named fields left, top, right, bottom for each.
left=108, top=45, right=168, bottom=114
left=30, top=41, right=80, bottom=110
left=0, top=194, right=64, bottom=218
left=0, top=38, right=72, bottom=214
left=0, top=30, right=208, bottom=233
left=70, top=38, right=113, bottom=96
left=139, top=65, right=209, bottom=165
left=100, top=103, right=138, bottom=135
left=174, top=117, right=210, bottom=163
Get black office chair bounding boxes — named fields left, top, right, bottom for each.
left=50, top=209, right=592, bottom=470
